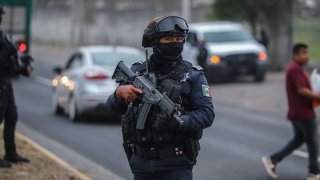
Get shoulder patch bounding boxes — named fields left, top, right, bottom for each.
left=131, top=61, right=144, bottom=66
left=191, top=65, right=203, bottom=71
left=201, top=85, right=212, bottom=97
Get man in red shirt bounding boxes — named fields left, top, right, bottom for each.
left=262, top=43, right=320, bottom=180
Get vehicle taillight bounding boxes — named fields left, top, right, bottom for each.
left=210, top=55, right=221, bottom=65
left=258, top=52, right=267, bottom=61
left=16, top=40, right=28, bottom=53
left=84, top=69, right=108, bottom=80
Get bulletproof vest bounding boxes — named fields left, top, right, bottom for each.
left=121, top=60, right=202, bottom=148
left=0, top=30, right=20, bottom=78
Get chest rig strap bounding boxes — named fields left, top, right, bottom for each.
left=138, top=60, right=192, bottom=83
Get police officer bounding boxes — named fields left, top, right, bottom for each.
left=0, top=6, right=31, bottom=168
left=107, top=16, right=215, bottom=179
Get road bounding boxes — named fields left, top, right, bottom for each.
left=11, top=46, right=314, bottom=179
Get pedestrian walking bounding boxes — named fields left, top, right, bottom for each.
left=262, top=43, right=320, bottom=180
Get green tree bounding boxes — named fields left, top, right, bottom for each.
left=212, top=0, right=259, bottom=37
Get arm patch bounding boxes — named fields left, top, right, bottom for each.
left=191, top=65, right=203, bottom=71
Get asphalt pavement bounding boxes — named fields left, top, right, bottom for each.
left=11, top=44, right=317, bottom=180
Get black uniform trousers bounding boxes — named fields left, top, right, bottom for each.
left=129, top=154, right=195, bottom=180
left=0, top=79, right=17, bottom=156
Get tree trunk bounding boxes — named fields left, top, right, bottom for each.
left=249, top=16, right=258, bottom=38
left=266, top=0, right=293, bottom=70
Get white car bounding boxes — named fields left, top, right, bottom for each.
left=182, top=21, right=268, bottom=82
left=51, top=46, right=144, bottom=122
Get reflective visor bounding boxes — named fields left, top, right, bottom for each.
left=156, top=16, right=188, bottom=33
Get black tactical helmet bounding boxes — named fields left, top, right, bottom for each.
left=142, top=16, right=189, bottom=48
left=0, top=7, right=5, bottom=15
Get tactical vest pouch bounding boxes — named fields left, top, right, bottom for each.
left=123, top=142, right=133, bottom=161
left=158, top=78, right=182, bottom=103
left=151, top=78, right=182, bottom=144
left=121, top=106, right=136, bottom=160
left=121, top=106, right=136, bottom=141
left=192, top=130, right=203, bottom=140
left=184, top=138, right=200, bottom=161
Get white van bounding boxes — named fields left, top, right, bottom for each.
left=182, top=21, right=268, bottom=82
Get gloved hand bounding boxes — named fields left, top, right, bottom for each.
left=20, top=65, right=33, bottom=77
left=19, top=55, right=34, bottom=77
left=152, top=112, right=179, bottom=131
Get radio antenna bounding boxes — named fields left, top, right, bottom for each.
left=145, top=49, right=149, bottom=74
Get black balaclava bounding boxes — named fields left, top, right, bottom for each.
left=151, top=40, right=184, bottom=69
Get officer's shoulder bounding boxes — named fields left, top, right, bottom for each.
left=190, top=65, right=203, bottom=71
left=186, top=66, right=204, bottom=81
left=181, top=60, right=203, bottom=71
left=132, top=61, right=144, bottom=66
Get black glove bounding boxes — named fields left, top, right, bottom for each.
left=20, top=54, right=34, bottom=66
left=152, top=112, right=179, bottom=131
left=19, top=55, right=34, bottom=77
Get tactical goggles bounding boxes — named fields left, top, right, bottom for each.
left=156, top=16, right=189, bottom=34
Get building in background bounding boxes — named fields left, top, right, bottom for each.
left=32, top=0, right=213, bottom=47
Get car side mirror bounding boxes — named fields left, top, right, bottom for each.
left=53, top=66, right=63, bottom=74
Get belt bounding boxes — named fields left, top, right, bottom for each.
left=133, top=144, right=185, bottom=159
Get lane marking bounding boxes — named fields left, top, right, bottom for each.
left=32, top=75, right=52, bottom=87
left=293, top=150, right=320, bottom=161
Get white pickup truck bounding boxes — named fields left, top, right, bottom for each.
left=182, top=21, right=268, bottom=83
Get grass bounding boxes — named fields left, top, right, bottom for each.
left=294, top=18, right=320, bottom=61
left=0, top=127, right=80, bottom=180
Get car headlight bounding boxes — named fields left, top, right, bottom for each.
left=52, top=79, right=59, bottom=87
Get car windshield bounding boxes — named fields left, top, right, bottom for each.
left=204, top=30, right=252, bottom=43
left=91, top=51, right=144, bottom=67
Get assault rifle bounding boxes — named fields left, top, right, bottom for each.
left=112, top=61, right=183, bottom=130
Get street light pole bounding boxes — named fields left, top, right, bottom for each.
left=181, top=0, right=191, bottom=22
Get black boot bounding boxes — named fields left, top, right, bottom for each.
left=0, top=159, right=12, bottom=168
left=4, top=154, right=30, bottom=163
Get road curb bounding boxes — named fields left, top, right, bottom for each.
left=15, top=132, right=91, bottom=180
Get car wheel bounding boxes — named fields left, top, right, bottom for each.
left=254, top=70, right=266, bottom=82
left=52, top=91, right=64, bottom=115
left=68, top=96, right=81, bottom=122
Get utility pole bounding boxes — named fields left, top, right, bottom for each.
left=181, top=0, right=191, bottom=22
left=78, top=0, right=85, bottom=46
left=70, top=0, right=77, bottom=46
